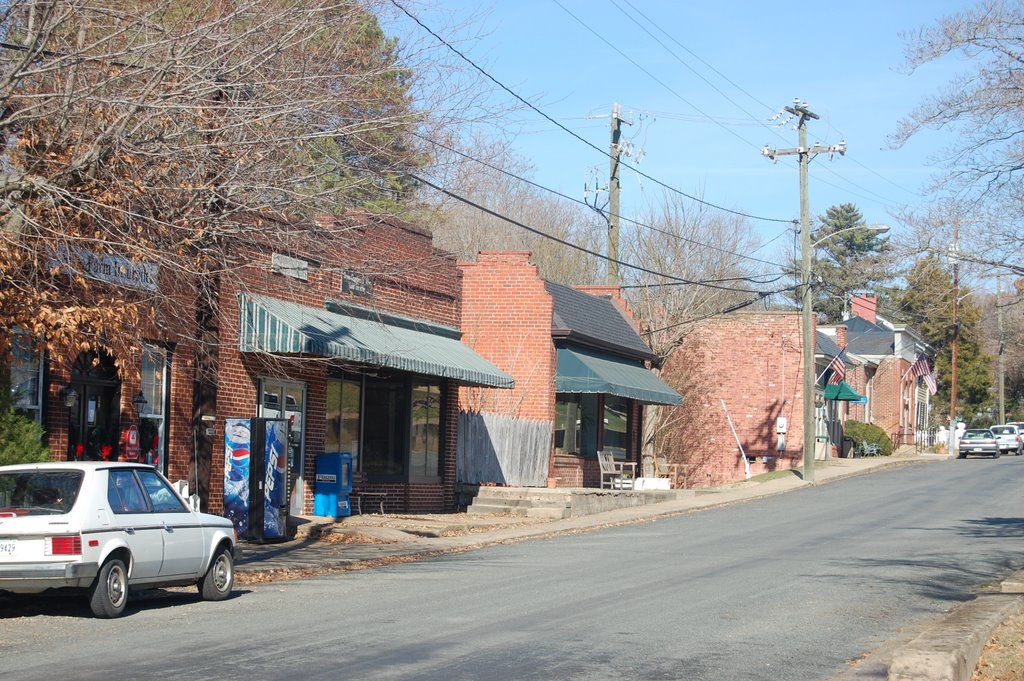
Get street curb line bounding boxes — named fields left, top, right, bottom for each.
left=888, top=569, right=1024, bottom=681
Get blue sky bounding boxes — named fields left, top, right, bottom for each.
left=391, top=1, right=974, bottom=253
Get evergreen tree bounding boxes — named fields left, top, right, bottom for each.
left=895, top=255, right=993, bottom=423
left=804, top=203, right=892, bottom=323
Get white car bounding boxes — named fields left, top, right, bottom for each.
left=0, top=461, right=239, bottom=618
left=991, top=424, right=1024, bottom=455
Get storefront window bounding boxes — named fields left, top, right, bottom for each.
left=325, top=378, right=361, bottom=469
left=409, top=382, right=441, bottom=480
left=10, top=332, right=43, bottom=423
left=555, top=395, right=581, bottom=454
left=603, top=395, right=628, bottom=458
left=362, top=377, right=407, bottom=477
left=139, top=344, right=169, bottom=472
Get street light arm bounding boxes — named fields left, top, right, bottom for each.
left=811, top=224, right=890, bottom=249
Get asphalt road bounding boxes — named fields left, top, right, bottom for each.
left=2, top=457, right=1023, bottom=681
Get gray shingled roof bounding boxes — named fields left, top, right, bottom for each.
left=545, top=281, right=654, bottom=360
left=816, top=331, right=843, bottom=359
left=844, top=316, right=895, bottom=356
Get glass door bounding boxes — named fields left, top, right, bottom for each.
left=259, top=379, right=306, bottom=515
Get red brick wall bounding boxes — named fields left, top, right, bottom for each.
left=870, top=356, right=917, bottom=445
left=659, top=312, right=804, bottom=486
left=206, top=215, right=465, bottom=514
left=458, top=251, right=556, bottom=423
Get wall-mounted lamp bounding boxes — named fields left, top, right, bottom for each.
left=63, top=386, right=79, bottom=410
left=131, top=391, right=148, bottom=415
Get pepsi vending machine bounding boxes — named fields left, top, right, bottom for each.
left=223, top=417, right=289, bottom=543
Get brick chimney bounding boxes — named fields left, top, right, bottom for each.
left=835, top=324, right=848, bottom=350
left=850, top=293, right=877, bottom=324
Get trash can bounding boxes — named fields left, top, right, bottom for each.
left=841, top=436, right=855, bottom=458
left=313, top=452, right=353, bottom=518
left=814, top=436, right=830, bottom=461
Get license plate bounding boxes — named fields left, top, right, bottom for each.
left=0, top=539, right=16, bottom=557
left=972, top=448, right=983, bottom=452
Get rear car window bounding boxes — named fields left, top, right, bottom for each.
left=993, top=427, right=1014, bottom=434
left=0, top=470, right=84, bottom=516
left=963, top=431, right=990, bottom=439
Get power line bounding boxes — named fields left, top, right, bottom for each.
left=552, top=0, right=763, bottom=153
left=416, top=131, right=790, bottom=271
left=413, top=172, right=785, bottom=293
left=606, top=0, right=915, bottom=212
left=389, top=0, right=793, bottom=225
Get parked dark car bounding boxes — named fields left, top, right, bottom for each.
left=990, top=424, right=1023, bottom=455
left=957, top=429, right=1000, bottom=459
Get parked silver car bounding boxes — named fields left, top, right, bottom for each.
left=957, top=429, right=1000, bottom=459
left=0, top=462, right=239, bottom=618
left=990, top=424, right=1023, bottom=455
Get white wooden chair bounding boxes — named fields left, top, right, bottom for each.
left=597, top=450, right=636, bottom=489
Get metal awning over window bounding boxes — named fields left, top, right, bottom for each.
left=555, top=346, right=681, bottom=406
left=823, top=380, right=864, bottom=402
left=238, top=293, right=514, bottom=389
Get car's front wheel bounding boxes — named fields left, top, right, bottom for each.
left=199, top=546, right=234, bottom=601
left=89, top=557, right=128, bottom=618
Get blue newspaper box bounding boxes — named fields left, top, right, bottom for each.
left=313, top=452, right=353, bottom=518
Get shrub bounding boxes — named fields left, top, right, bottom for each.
left=843, top=420, right=894, bottom=456
left=0, top=409, right=50, bottom=465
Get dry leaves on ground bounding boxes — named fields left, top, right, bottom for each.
left=973, top=612, right=1024, bottom=681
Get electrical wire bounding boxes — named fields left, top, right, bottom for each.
left=413, top=172, right=785, bottom=293
left=389, top=0, right=793, bottom=225
left=415, top=131, right=791, bottom=271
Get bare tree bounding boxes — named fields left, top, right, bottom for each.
left=620, top=191, right=776, bottom=466
left=892, top=0, right=1024, bottom=262
left=422, top=134, right=604, bottom=285
left=0, top=0, right=501, bottom=361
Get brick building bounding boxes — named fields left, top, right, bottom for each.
left=12, top=213, right=513, bottom=516
left=458, top=251, right=680, bottom=488
left=658, top=311, right=806, bottom=486
left=818, top=294, right=932, bottom=446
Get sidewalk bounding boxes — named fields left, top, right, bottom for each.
left=237, top=449, right=942, bottom=577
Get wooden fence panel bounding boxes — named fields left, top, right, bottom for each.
left=457, top=411, right=551, bottom=486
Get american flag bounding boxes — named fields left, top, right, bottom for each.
left=923, top=370, right=938, bottom=395
left=909, top=353, right=937, bottom=395
left=826, top=351, right=845, bottom=385
left=909, top=353, right=930, bottom=378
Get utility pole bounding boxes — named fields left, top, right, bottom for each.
left=762, top=101, right=846, bottom=484
left=608, top=102, right=632, bottom=285
left=948, top=225, right=960, bottom=457
left=998, top=275, right=1005, bottom=424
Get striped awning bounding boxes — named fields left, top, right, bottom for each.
left=237, top=293, right=514, bottom=389
left=555, top=346, right=681, bottom=406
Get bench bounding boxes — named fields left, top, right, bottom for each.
left=355, top=492, right=388, bottom=515
left=597, top=450, right=636, bottom=490
left=860, top=441, right=881, bottom=457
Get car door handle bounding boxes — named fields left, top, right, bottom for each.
left=125, top=528, right=135, bottom=535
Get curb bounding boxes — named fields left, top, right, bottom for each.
left=887, top=570, right=1024, bottom=681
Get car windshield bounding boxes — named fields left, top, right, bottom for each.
left=0, top=470, right=83, bottom=516
left=963, top=431, right=992, bottom=440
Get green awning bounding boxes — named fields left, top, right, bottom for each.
left=823, top=380, right=864, bottom=401
left=238, top=293, right=514, bottom=389
left=555, top=346, right=681, bottom=406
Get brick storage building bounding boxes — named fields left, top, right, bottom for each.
left=457, top=251, right=680, bottom=489
left=12, top=213, right=512, bottom=516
